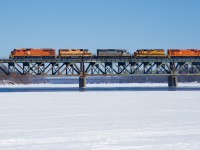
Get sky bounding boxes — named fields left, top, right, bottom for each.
left=0, top=0, right=200, bottom=57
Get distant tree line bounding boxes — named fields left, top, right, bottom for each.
left=44, top=76, right=200, bottom=84
left=0, top=67, right=44, bottom=84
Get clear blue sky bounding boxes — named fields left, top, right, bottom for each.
left=0, top=0, right=200, bottom=57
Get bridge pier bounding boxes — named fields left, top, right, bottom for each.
left=79, top=61, right=86, bottom=88
left=79, top=76, right=86, bottom=88
left=168, top=75, right=178, bottom=87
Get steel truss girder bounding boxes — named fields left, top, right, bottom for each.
left=0, top=60, right=200, bottom=76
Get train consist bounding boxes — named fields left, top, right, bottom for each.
left=9, top=48, right=200, bottom=59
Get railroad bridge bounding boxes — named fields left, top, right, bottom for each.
left=1, top=58, right=200, bottom=88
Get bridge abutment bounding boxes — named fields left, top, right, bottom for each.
left=168, top=75, right=178, bottom=87
left=79, top=76, right=86, bottom=88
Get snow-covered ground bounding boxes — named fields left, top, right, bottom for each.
left=0, top=88, right=200, bottom=149
left=0, top=82, right=200, bottom=88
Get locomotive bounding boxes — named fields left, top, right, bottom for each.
left=9, top=48, right=200, bottom=59
left=134, top=49, right=165, bottom=58
left=97, top=49, right=131, bottom=57
left=10, top=48, right=56, bottom=59
left=167, top=49, right=200, bottom=58
left=59, top=49, right=92, bottom=58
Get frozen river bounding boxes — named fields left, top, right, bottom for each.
left=1, top=83, right=200, bottom=92
left=0, top=84, right=200, bottom=149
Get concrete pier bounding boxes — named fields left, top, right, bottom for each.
left=79, top=76, right=86, bottom=88
left=168, top=75, right=178, bottom=87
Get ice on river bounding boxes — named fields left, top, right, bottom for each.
left=0, top=86, right=200, bottom=149
left=0, top=82, right=200, bottom=88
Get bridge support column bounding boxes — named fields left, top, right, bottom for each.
left=79, top=76, right=86, bottom=88
left=168, top=75, right=178, bottom=87
left=79, top=61, right=86, bottom=88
